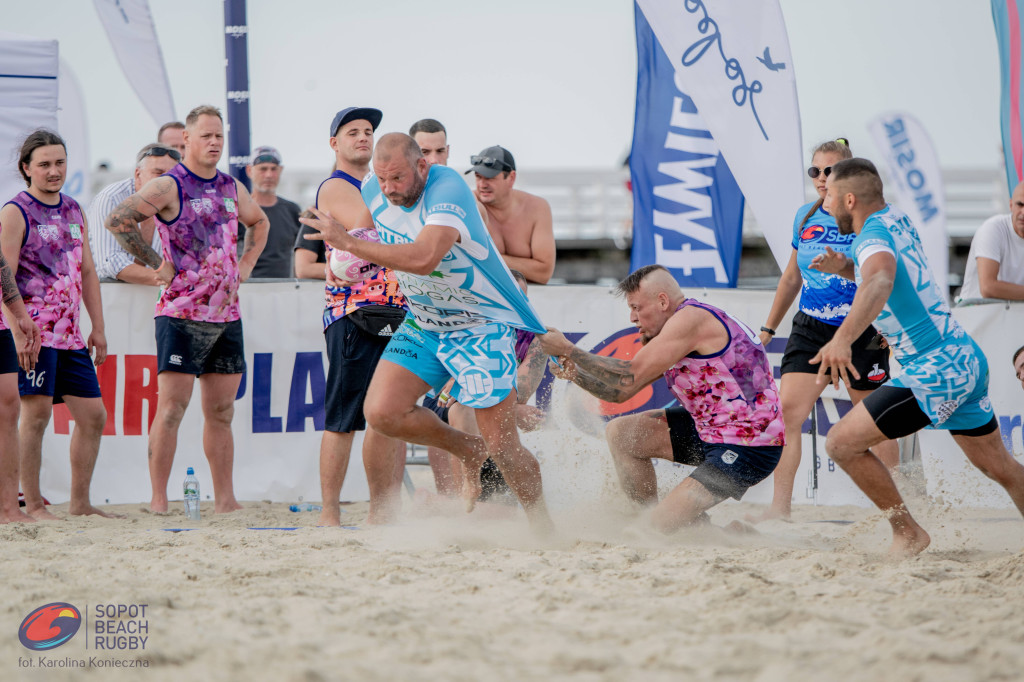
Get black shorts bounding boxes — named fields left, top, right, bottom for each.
left=155, top=317, right=246, bottom=375
left=862, top=385, right=1000, bottom=440
left=780, top=311, right=890, bottom=391
left=0, top=330, right=18, bottom=375
left=324, top=314, right=390, bottom=433
left=422, top=393, right=450, bottom=423
left=665, top=407, right=782, bottom=501
left=18, top=347, right=102, bottom=404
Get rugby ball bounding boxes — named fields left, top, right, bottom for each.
left=329, top=227, right=382, bottom=283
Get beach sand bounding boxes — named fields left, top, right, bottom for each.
left=2, top=481, right=1022, bottom=682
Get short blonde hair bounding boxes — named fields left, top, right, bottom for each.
left=185, top=105, right=222, bottom=127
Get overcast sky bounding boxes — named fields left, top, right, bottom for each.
left=1, top=0, right=1004, bottom=173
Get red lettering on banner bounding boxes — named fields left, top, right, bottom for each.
left=53, top=355, right=118, bottom=435
left=124, top=355, right=159, bottom=435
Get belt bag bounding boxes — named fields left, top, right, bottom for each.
left=347, top=305, right=407, bottom=338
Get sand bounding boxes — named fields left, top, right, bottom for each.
left=2, top=481, right=1023, bottom=682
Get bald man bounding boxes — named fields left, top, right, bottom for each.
left=538, top=265, right=785, bottom=533
left=810, top=158, right=1024, bottom=558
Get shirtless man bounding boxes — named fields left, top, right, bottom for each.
left=467, top=146, right=555, bottom=284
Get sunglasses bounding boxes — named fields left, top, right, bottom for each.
left=807, top=165, right=833, bottom=179
left=471, top=155, right=512, bottom=172
left=142, top=146, right=182, bottom=162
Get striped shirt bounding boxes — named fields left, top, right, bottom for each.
left=86, top=177, right=162, bottom=280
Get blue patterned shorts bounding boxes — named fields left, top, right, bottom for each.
left=381, top=318, right=517, bottom=408
left=890, top=338, right=993, bottom=431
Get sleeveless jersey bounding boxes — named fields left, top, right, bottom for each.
left=3, top=191, right=86, bottom=349
left=155, top=164, right=241, bottom=322
left=515, top=329, right=535, bottom=364
left=362, top=164, right=544, bottom=334
left=663, top=299, right=784, bottom=447
left=792, top=202, right=857, bottom=324
left=316, top=170, right=404, bottom=330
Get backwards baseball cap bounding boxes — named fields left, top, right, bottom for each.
left=465, top=145, right=515, bottom=178
left=330, top=107, right=383, bottom=137
left=251, top=145, right=282, bottom=165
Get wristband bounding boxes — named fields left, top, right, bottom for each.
left=760, top=326, right=776, bottom=336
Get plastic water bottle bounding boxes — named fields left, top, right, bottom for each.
left=289, top=503, right=322, bottom=512
left=183, top=467, right=200, bottom=521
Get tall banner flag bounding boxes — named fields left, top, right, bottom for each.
left=630, top=4, right=744, bottom=287
left=0, top=32, right=58, bottom=206
left=634, top=0, right=804, bottom=274
left=993, top=0, right=1024, bottom=192
left=92, top=0, right=175, bottom=126
left=224, top=0, right=252, bottom=190
left=868, top=113, right=949, bottom=302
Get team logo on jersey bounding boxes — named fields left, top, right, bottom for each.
left=224, top=198, right=236, bottom=213
left=800, top=224, right=826, bottom=242
left=69, top=223, right=82, bottom=240
left=190, top=198, right=215, bottom=214
left=720, top=450, right=738, bottom=465
left=37, top=224, right=59, bottom=242
left=867, top=363, right=887, bottom=383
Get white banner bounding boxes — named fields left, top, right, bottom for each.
left=57, top=61, right=92, bottom=208
left=868, top=112, right=950, bottom=302
left=634, top=0, right=805, bottom=272
left=92, top=0, right=175, bottom=126
left=0, top=32, right=58, bottom=206
left=42, top=283, right=876, bottom=509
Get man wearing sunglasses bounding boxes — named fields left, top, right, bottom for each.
left=467, top=146, right=555, bottom=285
left=88, top=143, right=180, bottom=285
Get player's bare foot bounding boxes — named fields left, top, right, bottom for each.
left=149, top=497, right=169, bottom=513
left=887, top=524, right=931, bottom=560
left=214, top=499, right=243, bottom=514
left=1, top=508, right=37, bottom=523
left=317, top=506, right=342, bottom=527
left=69, top=504, right=124, bottom=518
left=25, top=505, right=60, bottom=521
left=724, top=519, right=759, bottom=535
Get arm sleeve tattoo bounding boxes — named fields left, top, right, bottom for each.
left=105, top=195, right=162, bottom=269
left=0, top=251, right=21, bottom=306
left=566, top=347, right=637, bottom=403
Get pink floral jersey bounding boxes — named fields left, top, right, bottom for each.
left=3, top=192, right=86, bottom=349
left=664, top=299, right=785, bottom=447
left=155, top=164, right=240, bottom=322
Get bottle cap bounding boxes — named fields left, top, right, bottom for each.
left=186, top=467, right=195, bottom=475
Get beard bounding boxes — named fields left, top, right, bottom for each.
left=389, top=172, right=426, bottom=208
left=835, top=208, right=854, bottom=235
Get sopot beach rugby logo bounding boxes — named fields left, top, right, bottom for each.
left=18, top=603, right=82, bottom=651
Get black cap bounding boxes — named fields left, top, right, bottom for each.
left=330, top=107, right=383, bottom=137
left=465, top=145, right=516, bottom=178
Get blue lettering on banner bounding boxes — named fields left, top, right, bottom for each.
left=287, top=353, right=326, bottom=432
left=883, top=117, right=939, bottom=223
left=999, top=414, right=1023, bottom=454
left=630, top=4, right=745, bottom=288
left=251, top=354, right=282, bottom=433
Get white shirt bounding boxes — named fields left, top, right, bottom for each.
left=86, top=177, right=162, bottom=280
left=959, top=214, right=1024, bottom=300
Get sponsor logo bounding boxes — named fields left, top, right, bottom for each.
left=459, top=368, right=495, bottom=400
left=720, top=450, right=738, bottom=465
left=227, top=90, right=249, bottom=103
left=867, top=363, right=887, bottom=383
left=37, top=224, right=60, bottom=242
left=800, top=223, right=826, bottom=242
left=431, top=203, right=466, bottom=219
left=169, top=354, right=182, bottom=365
left=229, top=156, right=250, bottom=166
left=225, top=25, right=248, bottom=37
left=385, top=348, right=418, bottom=360
left=69, top=223, right=82, bottom=240
left=935, top=399, right=959, bottom=424
left=19, top=603, right=82, bottom=651
left=378, top=324, right=394, bottom=336
left=224, top=198, right=236, bottom=213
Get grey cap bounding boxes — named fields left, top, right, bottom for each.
left=465, top=145, right=516, bottom=178
left=251, top=145, right=282, bottom=165
left=330, top=107, right=383, bottom=137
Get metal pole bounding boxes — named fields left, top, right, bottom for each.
left=809, top=401, right=819, bottom=504
left=224, top=0, right=251, bottom=191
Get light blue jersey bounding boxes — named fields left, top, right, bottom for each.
left=362, top=165, right=544, bottom=334
left=792, top=202, right=857, bottom=324
left=853, top=205, right=992, bottom=430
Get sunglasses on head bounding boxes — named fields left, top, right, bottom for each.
left=142, top=146, right=182, bottom=162
left=807, top=165, right=833, bottom=179
left=471, top=155, right=511, bottom=172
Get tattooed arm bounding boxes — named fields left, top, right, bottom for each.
left=537, top=307, right=724, bottom=403
left=0, top=205, right=42, bottom=369
left=234, top=180, right=268, bottom=283
left=105, top=176, right=178, bottom=271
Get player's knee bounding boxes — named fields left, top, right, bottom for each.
left=824, top=433, right=850, bottom=465
left=605, top=417, right=631, bottom=456
left=0, top=390, right=19, bottom=421
left=364, top=401, right=398, bottom=436
left=156, top=397, right=189, bottom=426
left=204, top=400, right=234, bottom=426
